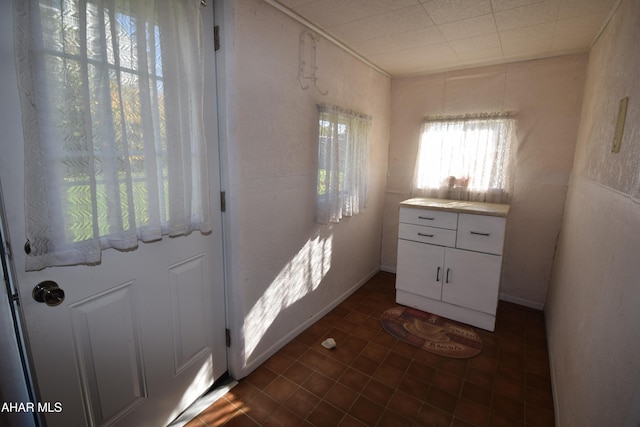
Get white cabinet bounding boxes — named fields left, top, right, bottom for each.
left=395, top=198, right=509, bottom=331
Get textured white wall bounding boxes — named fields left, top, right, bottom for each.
left=218, top=0, right=391, bottom=378
left=381, top=55, right=587, bottom=308
left=546, top=0, right=640, bottom=425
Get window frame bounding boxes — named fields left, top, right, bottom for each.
left=316, top=105, right=372, bottom=224
left=412, top=113, right=516, bottom=204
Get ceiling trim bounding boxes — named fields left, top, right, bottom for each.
left=261, top=0, right=392, bottom=78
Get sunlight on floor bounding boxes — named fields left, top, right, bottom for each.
left=244, top=234, right=333, bottom=360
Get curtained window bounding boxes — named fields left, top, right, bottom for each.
left=316, top=104, right=372, bottom=224
left=412, top=113, right=516, bottom=204
left=14, top=0, right=211, bottom=270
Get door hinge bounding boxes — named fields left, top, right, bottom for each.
left=225, top=328, right=231, bottom=347
left=10, top=292, right=20, bottom=305
left=214, top=25, right=221, bottom=51
left=220, top=191, right=226, bottom=212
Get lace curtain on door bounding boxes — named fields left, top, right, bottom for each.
left=14, top=0, right=211, bottom=270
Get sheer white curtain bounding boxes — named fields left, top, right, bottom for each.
left=316, top=104, right=372, bottom=224
left=14, top=0, right=210, bottom=270
left=412, top=114, right=515, bottom=204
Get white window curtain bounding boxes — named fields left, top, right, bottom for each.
left=316, top=104, right=372, bottom=224
left=412, top=114, right=516, bottom=204
left=14, top=0, right=211, bottom=271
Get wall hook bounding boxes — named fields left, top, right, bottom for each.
left=298, top=31, right=328, bottom=96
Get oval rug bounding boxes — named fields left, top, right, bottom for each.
left=380, top=306, right=482, bottom=359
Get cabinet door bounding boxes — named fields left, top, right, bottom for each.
left=396, top=239, right=444, bottom=300
left=442, top=248, right=501, bottom=314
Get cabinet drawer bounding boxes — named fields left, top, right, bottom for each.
left=399, top=207, right=457, bottom=230
left=456, top=214, right=506, bottom=255
left=399, top=223, right=457, bottom=247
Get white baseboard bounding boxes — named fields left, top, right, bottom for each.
left=237, top=266, right=381, bottom=378
left=380, top=265, right=396, bottom=273
left=546, top=323, right=560, bottom=427
left=499, top=293, right=545, bottom=310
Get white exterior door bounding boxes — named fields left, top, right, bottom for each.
left=0, top=3, right=227, bottom=427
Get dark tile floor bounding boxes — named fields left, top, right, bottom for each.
left=185, top=272, right=555, bottom=426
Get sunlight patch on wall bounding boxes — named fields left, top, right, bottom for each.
left=244, top=234, right=333, bottom=360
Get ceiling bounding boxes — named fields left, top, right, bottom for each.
left=271, top=0, right=620, bottom=77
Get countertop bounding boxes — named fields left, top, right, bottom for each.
left=400, top=197, right=510, bottom=218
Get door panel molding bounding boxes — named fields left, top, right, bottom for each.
left=168, top=253, right=213, bottom=375
left=69, top=281, right=147, bottom=426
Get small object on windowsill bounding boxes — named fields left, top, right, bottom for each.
left=445, top=176, right=470, bottom=188
left=321, top=338, right=336, bottom=350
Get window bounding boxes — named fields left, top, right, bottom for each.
left=15, top=0, right=210, bottom=270
left=316, top=104, right=372, bottom=224
left=412, top=114, right=516, bottom=204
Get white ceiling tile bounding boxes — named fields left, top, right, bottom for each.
left=327, top=5, right=434, bottom=42
left=494, top=1, right=560, bottom=31
left=558, top=0, right=617, bottom=19
left=294, top=0, right=376, bottom=28
left=276, top=0, right=614, bottom=76
left=292, top=0, right=419, bottom=27
left=348, top=37, right=402, bottom=56
left=502, top=44, right=552, bottom=62
left=348, top=37, right=403, bottom=56
left=350, top=25, right=446, bottom=55
left=449, top=33, right=501, bottom=54
left=353, top=0, right=423, bottom=14
left=455, top=47, right=504, bottom=65
left=278, top=0, right=317, bottom=9
left=373, top=60, right=433, bottom=76
left=419, top=0, right=493, bottom=24
left=500, top=22, right=555, bottom=58
left=388, top=26, right=447, bottom=48
left=289, top=0, right=350, bottom=28
left=419, top=55, right=464, bottom=71
left=420, top=41, right=462, bottom=60
left=384, top=54, right=463, bottom=75
left=552, top=13, right=606, bottom=51
left=500, top=21, right=556, bottom=43
left=437, top=14, right=496, bottom=41
left=370, top=42, right=459, bottom=66
left=490, top=0, right=548, bottom=13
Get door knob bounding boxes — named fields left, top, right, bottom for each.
left=32, top=281, right=65, bottom=307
